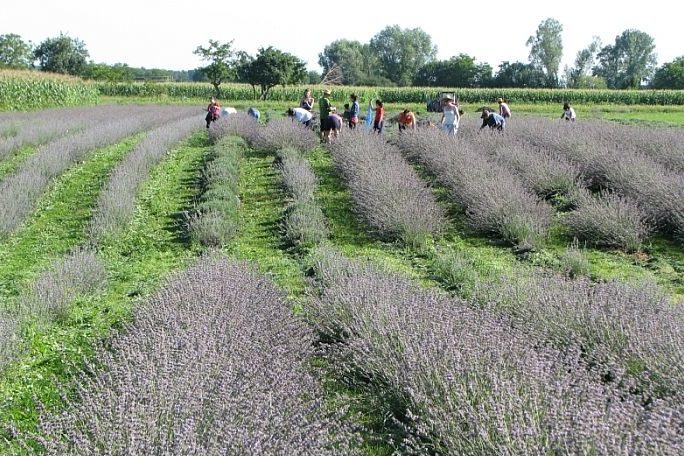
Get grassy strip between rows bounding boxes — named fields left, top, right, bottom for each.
left=0, top=130, right=209, bottom=438
left=0, top=145, right=38, bottom=183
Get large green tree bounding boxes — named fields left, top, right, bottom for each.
left=33, top=34, right=89, bottom=75
left=414, top=54, right=492, bottom=87
left=526, top=18, right=563, bottom=87
left=318, top=39, right=376, bottom=85
left=193, top=40, right=238, bottom=96
left=0, top=33, right=33, bottom=69
left=369, top=25, right=436, bottom=86
left=651, top=56, right=684, bottom=89
left=565, top=37, right=601, bottom=88
left=83, top=63, right=134, bottom=82
left=593, top=29, right=657, bottom=89
left=493, top=61, right=546, bottom=88
left=237, top=47, right=306, bottom=100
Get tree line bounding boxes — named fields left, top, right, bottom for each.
left=1, top=19, right=682, bottom=92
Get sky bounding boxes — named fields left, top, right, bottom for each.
left=1, top=0, right=681, bottom=74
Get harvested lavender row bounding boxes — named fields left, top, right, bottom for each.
left=89, top=115, right=201, bottom=240
left=0, top=105, right=151, bottom=160
left=277, top=147, right=329, bottom=248
left=395, top=127, right=553, bottom=250
left=189, top=136, right=243, bottom=247
left=251, top=117, right=319, bottom=153
left=308, top=249, right=684, bottom=455
left=0, top=249, right=106, bottom=370
left=22, top=257, right=359, bottom=455
left=328, top=130, right=444, bottom=246
left=0, top=106, right=201, bottom=236
left=208, top=112, right=260, bottom=144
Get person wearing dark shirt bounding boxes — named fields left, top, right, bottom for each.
left=480, top=109, right=505, bottom=132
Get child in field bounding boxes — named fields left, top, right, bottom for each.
left=205, top=97, right=221, bottom=128
left=349, top=94, right=360, bottom=128
left=373, top=99, right=384, bottom=134
left=397, top=109, right=417, bottom=131
left=498, top=97, right=511, bottom=119
left=342, top=103, right=351, bottom=127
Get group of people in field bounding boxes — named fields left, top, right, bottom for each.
left=207, top=89, right=577, bottom=140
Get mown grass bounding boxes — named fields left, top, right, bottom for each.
left=0, top=145, right=38, bottom=182
left=0, top=130, right=209, bottom=440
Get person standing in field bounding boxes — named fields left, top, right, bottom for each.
left=205, top=97, right=221, bottom=129
left=397, top=109, right=417, bottom=131
left=498, top=97, right=512, bottom=120
left=349, top=94, right=360, bottom=128
left=480, top=109, right=506, bottom=132
left=301, top=89, right=315, bottom=112
left=287, top=107, right=313, bottom=127
left=373, top=99, right=385, bottom=134
left=561, top=102, right=576, bottom=121
left=441, top=96, right=460, bottom=136
left=319, top=89, right=334, bottom=141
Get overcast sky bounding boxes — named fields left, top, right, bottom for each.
left=2, top=0, right=681, bottom=73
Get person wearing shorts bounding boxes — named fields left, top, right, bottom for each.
left=349, top=94, right=360, bottom=128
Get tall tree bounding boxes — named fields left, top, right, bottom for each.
left=0, top=33, right=33, bottom=69
left=237, top=47, right=306, bottom=100
left=566, top=37, right=601, bottom=87
left=369, top=25, right=437, bottom=86
left=593, top=29, right=657, bottom=89
left=33, top=34, right=89, bottom=75
left=318, top=39, right=376, bottom=85
left=83, top=63, right=134, bottom=82
left=193, top=40, right=238, bottom=97
left=414, top=54, right=492, bottom=87
left=526, top=18, right=564, bottom=87
left=651, top=56, right=684, bottom=89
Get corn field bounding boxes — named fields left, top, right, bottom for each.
left=94, top=81, right=684, bottom=105
left=0, top=70, right=99, bottom=110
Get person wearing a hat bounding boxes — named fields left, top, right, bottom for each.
left=319, top=89, right=334, bottom=140
left=498, top=97, right=511, bottom=119
left=480, top=109, right=506, bottom=132
left=441, top=96, right=460, bottom=136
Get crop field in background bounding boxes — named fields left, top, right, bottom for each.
left=0, top=100, right=682, bottom=454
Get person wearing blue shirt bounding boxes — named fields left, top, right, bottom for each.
left=348, top=94, right=360, bottom=128
left=480, top=109, right=505, bottom=132
left=247, top=107, right=260, bottom=121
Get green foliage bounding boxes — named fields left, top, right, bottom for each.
left=193, top=39, right=239, bottom=97
left=93, top=81, right=684, bottom=105
left=651, top=56, right=684, bottom=89
left=594, top=29, right=657, bottom=89
left=526, top=17, right=564, bottom=87
left=82, top=62, right=134, bottom=82
left=0, top=70, right=98, bottom=110
left=318, top=39, right=377, bottom=86
left=0, top=33, right=33, bottom=69
left=566, top=37, right=602, bottom=88
left=33, top=33, right=89, bottom=76
left=370, top=25, right=437, bottom=86
left=414, top=54, right=493, bottom=87
left=494, top=61, right=547, bottom=88
left=237, top=47, right=307, bottom=100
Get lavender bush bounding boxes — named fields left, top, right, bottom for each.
left=90, top=116, right=201, bottom=241
left=252, top=117, right=318, bottom=154
left=565, top=189, right=653, bottom=252
left=395, top=127, right=553, bottom=250
left=16, top=248, right=107, bottom=322
left=207, top=112, right=260, bottom=144
left=19, top=257, right=360, bottom=454
left=0, top=106, right=201, bottom=236
left=329, top=130, right=444, bottom=247
left=308, top=249, right=684, bottom=454
left=0, top=313, right=19, bottom=370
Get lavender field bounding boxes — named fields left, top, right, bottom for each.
left=0, top=106, right=682, bottom=454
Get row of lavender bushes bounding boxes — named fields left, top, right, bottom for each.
left=394, top=127, right=553, bottom=251
left=17, top=257, right=360, bottom=454
left=0, top=105, right=155, bottom=161
left=507, top=118, right=684, bottom=243
left=308, top=248, right=684, bottom=454
left=89, top=115, right=201, bottom=241
left=277, top=147, right=329, bottom=249
left=188, top=135, right=244, bottom=247
left=328, top=130, right=444, bottom=247
left=0, top=106, right=201, bottom=236
left=0, top=249, right=106, bottom=369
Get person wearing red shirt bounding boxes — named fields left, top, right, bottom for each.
left=373, top=99, right=384, bottom=134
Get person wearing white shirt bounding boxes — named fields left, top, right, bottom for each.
left=561, top=103, right=576, bottom=121
left=287, top=107, right=313, bottom=127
